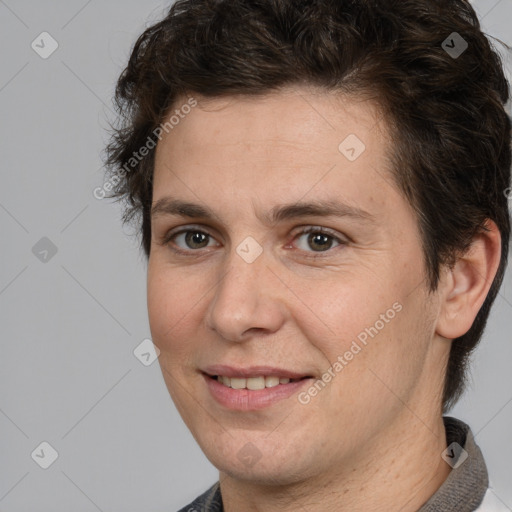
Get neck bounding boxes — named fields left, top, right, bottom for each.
left=219, top=413, right=451, bottom=512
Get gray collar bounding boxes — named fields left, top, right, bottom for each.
left=178, top=416, right=488, bottom=512
left=418, top=416, right=488, bottom=511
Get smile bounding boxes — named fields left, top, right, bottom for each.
left=203, top=373, right=313, bottom=410
left=214, top=375, right=305, bottom=390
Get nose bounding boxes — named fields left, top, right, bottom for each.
left=204, top=243, right=286, bottom=342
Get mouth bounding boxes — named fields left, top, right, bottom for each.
left=202, top=370, right=314, bottom=410
left=205, top=373, right=312, bottom=390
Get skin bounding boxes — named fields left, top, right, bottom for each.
left=147, top=85, right=501, bottom=512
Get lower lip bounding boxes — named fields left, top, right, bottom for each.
left=203, top=373, right=312, bottom=411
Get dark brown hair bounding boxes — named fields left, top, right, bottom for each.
left=104, top=0, right=511, bottom=411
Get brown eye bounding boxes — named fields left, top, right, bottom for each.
left=307, top=232, right=334, bottom=251
left=183, top=231, right=210, bottom=249
left=293, top=227, right=346, bottom=254
left=164, top=228, right=218, bottom=252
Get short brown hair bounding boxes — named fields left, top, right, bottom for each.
left=104, top=0, right=511, bottom=411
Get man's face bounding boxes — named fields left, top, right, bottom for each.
left=147, top=87, right=446, bottom=484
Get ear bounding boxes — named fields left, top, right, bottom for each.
left=436, top=220, right=502, bottom=340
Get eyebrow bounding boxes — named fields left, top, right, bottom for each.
left=150, top=197, right=375, bottom=225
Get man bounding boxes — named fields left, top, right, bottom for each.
left=104, top=0, right=511, bottom=510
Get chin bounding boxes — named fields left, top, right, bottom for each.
left=219, top=463, right=308, bottom=487
left=201, top=440, right=315, bottom=486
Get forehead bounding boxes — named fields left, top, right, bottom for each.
left=152, top=86, right=404, bottom=225
left=161, top=86, right=385, bottom=156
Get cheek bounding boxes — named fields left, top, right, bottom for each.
left=306, top=278, right=392, bottom=351
left=147, top=265, right=200, bottom=355
left=302, top=270, right=418, bottom=396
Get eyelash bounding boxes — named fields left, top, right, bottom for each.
left=161, top=225, right=347, bottom=258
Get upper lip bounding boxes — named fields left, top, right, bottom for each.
left=201, top=364, right=312, bottom=379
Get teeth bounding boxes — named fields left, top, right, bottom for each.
left=266, top=376, right=280, bottom=387
left=216, top=375, right=297, bottom=389
left=230, top=377, right=246, bottom=390
left=247, top=377, right=266, bottom=390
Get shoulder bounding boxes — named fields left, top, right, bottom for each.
left=176, top=481, right=223, bottom=512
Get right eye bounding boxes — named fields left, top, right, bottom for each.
left=163, top=227, right=220, bottom=254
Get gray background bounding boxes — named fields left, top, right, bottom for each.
left=0, top=1, right=511, bottom=510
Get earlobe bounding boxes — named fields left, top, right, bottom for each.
left=436, top=220, right=502, bottom=340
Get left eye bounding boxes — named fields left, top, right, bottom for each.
left=293, top=227, right=344, bottom=253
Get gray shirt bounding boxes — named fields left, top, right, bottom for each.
left=177, top=416, right=488, bottom=512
